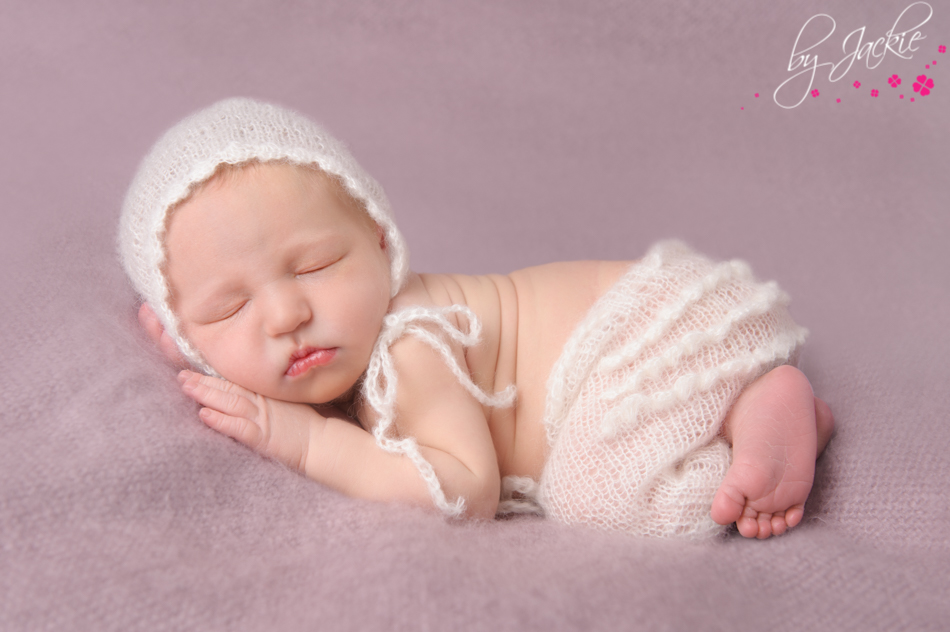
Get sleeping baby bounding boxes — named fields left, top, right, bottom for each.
left=119, top=98, right=833, bottom=539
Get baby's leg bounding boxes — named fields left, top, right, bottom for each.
left=710, top=365, right=834, bottom=539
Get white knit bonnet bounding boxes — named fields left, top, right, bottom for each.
left=118, top=97, right=409, bottom=374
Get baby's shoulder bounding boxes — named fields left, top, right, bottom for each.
left=390, top=272, right=466, bottom=311
left=507, top=260, right=634, bottom=308
left=390, top=262, right=635, bottom=330
left=390, top=271, right=513, bottom=322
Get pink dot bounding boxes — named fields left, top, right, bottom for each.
left=741, top=107, right=744, bottom=110
left=900, top=94, right=904, bottom=99
left=836, top=98, right=841, bottom=103
left=754, top=93, right=759, bottom=98
left=926, top=64, right=930, bottom=69
left=911, top=97, right=915, bottom=102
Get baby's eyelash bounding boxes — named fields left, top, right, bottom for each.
left=217, top=301, right=248, bottom=321
left=296, top=256, right=341, bottom=277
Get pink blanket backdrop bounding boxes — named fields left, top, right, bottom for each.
left=2, top=1, right=948, bottom=630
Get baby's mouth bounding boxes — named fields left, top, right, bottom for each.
left=286, top=347, right=337, bottom=377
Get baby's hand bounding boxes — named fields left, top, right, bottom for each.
left=178, top=370, right=320, bottom=473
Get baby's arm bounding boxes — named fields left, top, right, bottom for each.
left=354, top=331, right=503, bottom=519
left=711, top=365, right=835, bottom=538
left=176, top=335, right=501, bottom=519
left=178, top=371, right=436, bottom=504
left=142, top=304, right=500, bottom=517
left=179, top=364, right=501, bottom=518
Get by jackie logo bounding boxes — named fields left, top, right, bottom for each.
left=773, top=2, right=933, bottom=109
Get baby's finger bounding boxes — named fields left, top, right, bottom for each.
left=179, top=371, right=260, bottom=420
left=198, top=407, right=264, bottom=450
left=179, top=369, right=258, bottom=399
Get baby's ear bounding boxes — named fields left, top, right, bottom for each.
left=138, top=303, right=190, bottom=369
left=376, top=225, right=386, bottom=250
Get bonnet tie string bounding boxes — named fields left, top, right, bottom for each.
left=361, top=305, right=516, bottom=517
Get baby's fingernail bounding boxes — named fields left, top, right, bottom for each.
left=179, top=372, right=198, bottom=391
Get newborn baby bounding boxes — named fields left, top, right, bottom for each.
left=120, top=98, right=833, bottom=539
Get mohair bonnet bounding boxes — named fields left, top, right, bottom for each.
left=117, top=97, right=409, bottom=374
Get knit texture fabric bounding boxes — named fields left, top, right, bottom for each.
left=117, top=98, right=409, bottom=374
left=537, top=241, right=808, bottom=538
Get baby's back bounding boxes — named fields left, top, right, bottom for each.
left=407, top=260, right=632, bottom=480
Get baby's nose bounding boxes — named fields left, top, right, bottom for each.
left=263, top=282, right=312, bottom=336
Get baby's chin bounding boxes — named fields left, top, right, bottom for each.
left=320, top=374, right=365, bottom=411
left=265, top=371, right=365, bottom=412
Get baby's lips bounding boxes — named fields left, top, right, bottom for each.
left=286, top=347, right=337, bottom=377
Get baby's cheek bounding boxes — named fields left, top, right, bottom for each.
left=196, top=334, right=259, bottom=389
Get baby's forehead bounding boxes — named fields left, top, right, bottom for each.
left=190, top=160, right=369, bottom=207
left=198, top=160, right=344, bottom=198
left=176, top=160, right=372, bottom=225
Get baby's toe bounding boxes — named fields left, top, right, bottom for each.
left=756, top=512, right=774, bottom=539
left=736, top=506, right=761, bottom=538
left=784, top=504, right=805, bottom=529
left=711, top=484, right=746, bottom=526
left=770, top=512, right=788, bottom=536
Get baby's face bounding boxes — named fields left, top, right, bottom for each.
left=165, top=162, right=392, bottom=404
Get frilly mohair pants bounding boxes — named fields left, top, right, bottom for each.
left=533, top=241, right=807, bottom=538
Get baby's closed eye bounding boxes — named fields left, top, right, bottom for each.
left=219, top=301, right=249, bottom=320
left=197, top=299, right=249, bottom=324
left=295, top=254, right=343, bottom=278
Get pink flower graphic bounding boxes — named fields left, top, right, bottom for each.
left=871, top=89, right=879, bottom=97
left=914, top=74, right=935, bottom=96
left=940, top=45, right=946, bottom=53
left=888, top=75, right=901, bottom=87
left=853, top=81, right=861, bottom=88
left=811, top=89, right=820, bottom=98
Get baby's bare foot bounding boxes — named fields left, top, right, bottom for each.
left=710, top=366, right=831, bottom=539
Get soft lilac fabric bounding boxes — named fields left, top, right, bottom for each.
left=2, top=1, right=948, bottom=630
